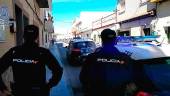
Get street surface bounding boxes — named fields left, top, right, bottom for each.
left=47, top=43, right=83, bottom=96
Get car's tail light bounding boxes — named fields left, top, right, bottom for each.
left=72, top=48, right=81, bottom=52
left=72, top=48, right=81, bottom=56
left=136, top=91, right=153, bottom=96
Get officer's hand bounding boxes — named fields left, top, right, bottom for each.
left=125, top=82, right=138, bottom=95
left=0, top=89, right=12, bottom=96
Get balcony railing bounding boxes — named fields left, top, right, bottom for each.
left=45, top=20, right=54, bottom=33
left=92, top=13, right=117, bottom=30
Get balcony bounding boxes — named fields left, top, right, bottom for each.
left=149, top=0, right=168, bottom=3
left=45, top=20, right=54, bottom=33
left=92, top=13, right=117, bottom=30
left=36, top=0, right=49, bottom=8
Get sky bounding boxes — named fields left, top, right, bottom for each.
left=52, top=0, right=117, bottom=34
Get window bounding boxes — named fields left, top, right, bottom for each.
left=74, top=41, right=95, bottom=49
left=165, top=27, right=170, bottom=43
left=143, top=28, right=151, bottom=36
left=118, top=31, right=130, bottom=36
left=94, top=35, right=96, bottom=42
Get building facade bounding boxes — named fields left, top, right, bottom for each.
left=72, top=12, right=113, bottom=43
left=90, top=0, right=170, bottom=44
left=92, top=12, right=118, bottom=43
left=116, top=0, right=170, bottom=43
left=0, top=0, right=53, bottom=90
left=116, top=0, right=156, bottom=36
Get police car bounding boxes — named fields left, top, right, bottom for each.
left=116, top=36, right=170, bottom=95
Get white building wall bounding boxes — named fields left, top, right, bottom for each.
left=118, top=0, right=155, bottom=22
left=76, top=11, right=113, bottom=43
left=151, top=1, right=170, bottom=44
left=131, top=27, right=144, bottom=36
left=117, top=0, right=156, bottom=36
left=79, top=12, right=113, bottom=29
left=118, top=0, right=139, bottom=22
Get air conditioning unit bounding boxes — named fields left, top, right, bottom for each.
left=149, top=0, right=163, bottom=3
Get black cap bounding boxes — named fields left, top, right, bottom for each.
left=24, top=25, right=39, bottom=42
left=101, top=29, right=116, bottom=42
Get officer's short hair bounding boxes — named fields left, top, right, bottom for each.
left=101, top=29, right=116, bottom=43
left=24, top=25, right=39, bottom=41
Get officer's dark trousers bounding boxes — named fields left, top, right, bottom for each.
left=83, top=85, right=126, bottom=96
left=11, top=86, right=50, bottom=96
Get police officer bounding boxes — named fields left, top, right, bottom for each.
left=79, top=28, right=134, bottom=96
left=0, top=25, right=63, bottom=96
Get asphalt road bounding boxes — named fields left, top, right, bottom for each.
left=48, top=44, right=83, bottom=96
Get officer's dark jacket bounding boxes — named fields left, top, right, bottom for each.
left=0, top=42, right=63, bottom=91
left=79, top=46, right=134, bottom=95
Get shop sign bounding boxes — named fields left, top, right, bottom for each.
left=0, top=5, right=9, bottom=25
left=0, top=5, right=9, bottom=41
left=0, top=19, right=5, bottom=41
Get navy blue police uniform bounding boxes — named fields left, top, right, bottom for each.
left=79, top=29, right=133, bottom=96
left=0, top=25, right=63, bottom=96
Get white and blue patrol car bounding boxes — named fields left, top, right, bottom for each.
left=116, top=36, right=170, bottom=59
left=116, top=36, right=170, bottom=95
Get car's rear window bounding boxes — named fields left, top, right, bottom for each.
left=73, top=41, right=96, bottom=48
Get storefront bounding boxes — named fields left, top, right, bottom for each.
left=118, top=16, right=155, bottom=36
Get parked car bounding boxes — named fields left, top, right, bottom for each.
left=54, top=41, right=68, bottom=48
left=66, top=37, right=96, bottom=66
left=115, top=36, right=170, bottom=95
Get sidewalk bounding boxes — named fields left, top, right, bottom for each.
left=47, top=44, right=73, bottom=96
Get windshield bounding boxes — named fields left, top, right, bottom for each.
left=73, top=41, right=96, bottom=49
